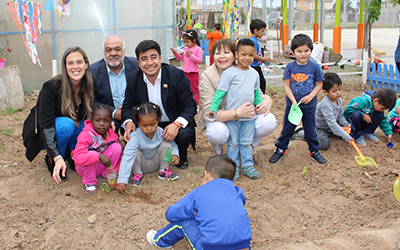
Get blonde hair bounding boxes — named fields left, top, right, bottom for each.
left=58, top=46, right=93, bottom=126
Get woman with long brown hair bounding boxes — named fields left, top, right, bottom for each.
left=23, top=46, right=93, bottom=184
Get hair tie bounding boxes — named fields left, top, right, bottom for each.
left=152, top=105, right=156, bottom=109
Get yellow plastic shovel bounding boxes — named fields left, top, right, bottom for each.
left=393, top=173, right=400, bottom=202
left=343, top=127, right=377, bottom=167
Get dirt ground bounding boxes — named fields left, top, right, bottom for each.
left=1, top=57, right=400, bottom=250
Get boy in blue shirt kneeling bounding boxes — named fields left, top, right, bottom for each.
left=147, top=155, right=252, bottom=250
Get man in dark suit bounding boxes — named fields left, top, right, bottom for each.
left=91, top=35, right=138, bottom=134
left=122, top=40, right=197, bottom=169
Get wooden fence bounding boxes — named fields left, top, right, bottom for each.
left=367, top=63, right=400, bottom=94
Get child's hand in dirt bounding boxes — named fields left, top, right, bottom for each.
left=386, top=134, right=393, bottom=142
left=170, top=155, right=179, bottom=165
left=99, top=154, right=111, bottom=168
left=116, top=183, right=126, bottom=194
left=363, top=113, right=372, bottom=123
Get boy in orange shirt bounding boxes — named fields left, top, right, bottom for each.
left=206, top=23, right=223, bottom=65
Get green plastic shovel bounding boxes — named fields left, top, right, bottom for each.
left=288, top=101, right=303, bottom=125
left=193, top=23, right=212, bottom=31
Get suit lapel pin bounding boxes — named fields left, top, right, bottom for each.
left=163, top=84, right=168, bottom=88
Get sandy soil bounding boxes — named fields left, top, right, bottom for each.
left=1, top=58, right=400, bottom=250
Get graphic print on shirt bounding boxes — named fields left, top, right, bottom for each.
left=290, top=73, right=315, bottom=96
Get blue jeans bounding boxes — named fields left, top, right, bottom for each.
left=275, top=105, right=320, bottom=152
left=347, top=110, right=383, bottom=139
left=44, top=117, right=84, bottom=158
left=154, top=216, right=203, bottom=249
left=226, top=120, right=255, bottom=168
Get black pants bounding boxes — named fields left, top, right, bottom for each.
left=251, top=66, right=266, bottom=94
left=158, top=122, right=196, bottom=162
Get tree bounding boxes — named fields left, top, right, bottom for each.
left=364, top=0, right=400, bottom=56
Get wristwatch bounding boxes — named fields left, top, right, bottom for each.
left=234, top=109, right=239, bottom=121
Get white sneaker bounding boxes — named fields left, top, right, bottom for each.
left=146, top=230, right=172, bottom=248
left=147, top=230, right=158, bottom=246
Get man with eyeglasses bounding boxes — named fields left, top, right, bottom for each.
left=91, top=35, right=138, bottom=135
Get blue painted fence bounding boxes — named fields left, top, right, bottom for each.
left=367, top=63, right=400, bottom=94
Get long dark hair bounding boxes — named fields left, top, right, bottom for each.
left=58, top=46, right=93, bottom=126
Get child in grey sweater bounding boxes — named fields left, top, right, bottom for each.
left=315, top=73, right=353, bottom=150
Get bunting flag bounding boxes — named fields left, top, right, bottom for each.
left=7, top=1, right=42, bottom=66
left=53, top=0, right=71, bottom=17
left=234, top=0, right=239, bottom=42
left=245, top=0, right=252, bottom=35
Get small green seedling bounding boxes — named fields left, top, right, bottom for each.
left=302, top=166, right=308, bottom=176
left=101, top=183, right=115, bottom=201
left=101, top=183, right=111, bottom=193
left=196, top=150, right=205, bottom=155
left=164, top=147, right=173, bottom=163
left=345, top=172, right=351, bottom=177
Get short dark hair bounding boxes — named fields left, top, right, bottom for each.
left=291, top=33, right=313, bottom=52
left=372, top=89, right=397, bottom=110
left=214, top=23, right=221, bottom=30
left=91, top=103, right=112, bottom=118
left=250, top=19, right=266, bottom=33
left=132, top=102, right=162, bottom=124
left=210, top=39, right=235, bottom=57
left=135, top=40, right=161, bottom=59
left=323, top=72, right=342, bottom=91
left=205, top=155, right=236, bottom=181
left=236, top=38, right=255, bottom=51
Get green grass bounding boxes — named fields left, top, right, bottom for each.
left=0, top=108, right=20, bottom=115
left=1, top=129, right=12, bottom=137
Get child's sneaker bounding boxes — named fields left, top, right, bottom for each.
left=146, top=230, right=172, bottom=248
left=310, top=151, right=327, bottom=165
left=85, top=185, right=97, bottom=194
left=242, top=166, right=262, bottom=180
left=158, top=167, right=179, bottom=181
left=129, top=174, right=143, bottom=187
left=269, top=149, right=286, bottom=164
left=355, top=135, right=367, bottom=146
left=362, top=133, right=379, bottom=143
left=146, top=230, right=158, bottom=246
left=233, top=167, right=240, bottom=182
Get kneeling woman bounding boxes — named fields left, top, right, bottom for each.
left=199, top=39, right=277, bottom=160
left=23, top=46, right=93, bottom=184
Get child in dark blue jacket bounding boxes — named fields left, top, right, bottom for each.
left=147, top=155, right=252, bottom=250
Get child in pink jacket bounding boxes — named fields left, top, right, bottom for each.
left=72, top=104, right=122, bottom=194
left=171, top=29, right=203, bottom=106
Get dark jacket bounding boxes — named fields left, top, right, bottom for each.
left=91, top=57, right=138, bottom=111
left=121, top=63, right=197, bottom=124
left=22, top=78, right=85, bottom=161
